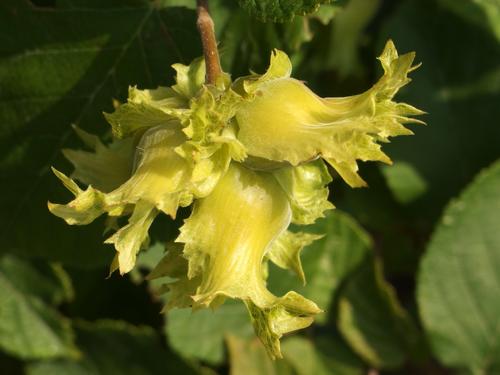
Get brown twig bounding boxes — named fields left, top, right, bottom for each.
left=196, top=0, right=222, bottom=84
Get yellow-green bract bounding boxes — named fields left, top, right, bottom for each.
left=48, top=40, right=423, bottom=358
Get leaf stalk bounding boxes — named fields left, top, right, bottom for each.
left=196, top=0, right=222, bottom=84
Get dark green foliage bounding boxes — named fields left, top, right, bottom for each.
left=238, top=0, right=331, bottom=22
left=0, top=0, right=200, bottom=267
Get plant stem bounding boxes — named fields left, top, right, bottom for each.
left=196, top=0, right=222, bottom=84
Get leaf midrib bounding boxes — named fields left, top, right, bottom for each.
left=4, top=4, right=156, bottom=235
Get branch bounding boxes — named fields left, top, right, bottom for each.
left=196, top=0, right=222, bottom=84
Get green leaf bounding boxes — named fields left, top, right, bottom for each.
left=380, top=160, right=428, bottom=204
left=238, top=0, right=330, bottom=22
left=0, top=0, right=200, bottom=267
left=281, top=335, right=365, bottom=375
left=312, top=4, right=342, bottom=25
left=129, top=241, right=167, bottom=284
left=226, top=335, right=294, bottom=375
left=438, top=0, right=500, bottom=41
left=325, top=0, right=381, bottom=78
left=378, top=0, right=500, bottom=219
left=226, top=333, right=365, bottom=375
left=27, top=360, right=92, bottom=375
left=417, top=160, right=500, bottom=373
left=166, top=301, right=254, bottom=364
left=338, top=259, right=422, bottom=369
left=26, top=320, right=197, bottom=375
left=0, top=256, right=73, bottom=306
left=268, top=210, right=371, bottom=323
left=0, top=255, right=77, bottom=360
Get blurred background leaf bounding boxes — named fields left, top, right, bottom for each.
left=377, top=0, right=500, bottom=220
left=226, top=335, right=294, bottom=375
left=338, top=259, right=423, bottom=369
left=26, top=320, right=197, bottom=375
left=282, top=335, right=365, bottom=375
left=418, top=159, right=500, bottom=374
left=438, top=0, right=500, bottom=41
left=268, top=210, right=370, bottom=323
left=166, top=302, right=254, bottom=364
left=0, top=255, right=77, bottom=360
left=226, top=334, right=365, bottom=375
